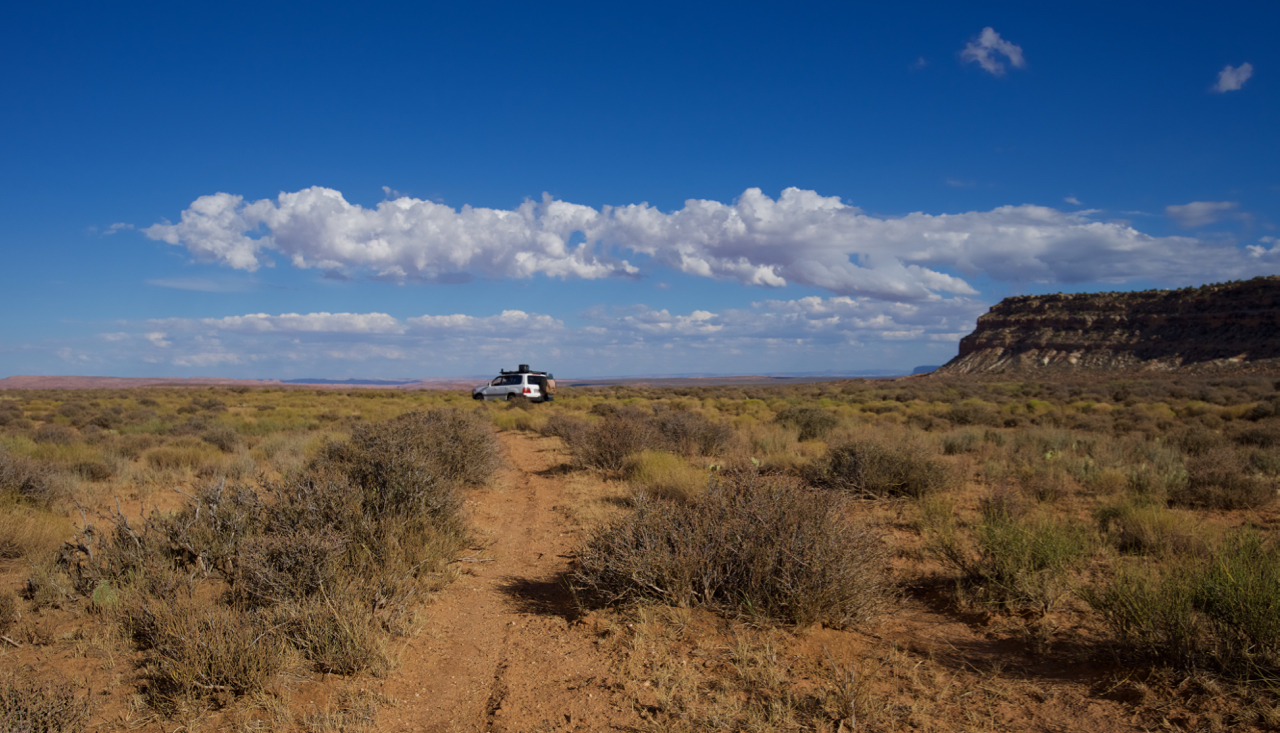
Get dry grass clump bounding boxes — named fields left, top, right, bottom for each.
left=0, top=504, right=75, bottom=561
left=807, top=438, right=957, bottom=498
left=572, top=470, right=894, bottom=628
left=122, top=600, right=288, bottom=711
left=621, top=450, right=708, bottom=503
left=0, top=669, right=91, bottom=733
left=1095, top=498, right=1208, bottom=558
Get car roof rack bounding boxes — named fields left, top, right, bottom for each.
left=498, top=364, right=553, bottom=378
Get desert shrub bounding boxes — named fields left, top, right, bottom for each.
left=315, top=408, right=499, bottom=490
left=1014, top=460, right=1073, bottom=503
left=1229, top=420, right=1280, bottom=448
left=941, top=431, right=981, bottom=455
left=233, top=530, right=347, bottom=607
left=124, top=601, right=286, bottom=709
left=571, top=471, right=893, bottom=627
left=0, top=450, right=64, bottom=507
left=566, top=411, right=663, bottom=471
left=1171, top=425, right=1226, bottom=456
left=275, top=595, right=389, bottom=675
left=201, top=424, right=244, bottom=453
left=622, top=450, right=707, bottom=503
left=653, top=410, right=733, bottom=457
left=33, top=424, right=77, bottom=445
left=262, top=471, right=465, bottom=625
left=1192, top=532, right=1280, bottom=673
left=155, top=481, right=267, bottom=577
left=944, top=401, right=1001, bottom=427
left=588, top=402, right=619, bottom=417
left=0, top=670, right=91, bottom=733
left=1249, top=447, right=1280, bottom=476
left=540, top=412, right=590, bottom=447
left=88, top=411, right=120, bottom=430
left=1243, top=396, right=1280, bottom=421
left=1081, top=562, right=1203, bottom=668
left=71, top=459, right=114, bottom=482
left=1171, top=447, right=1276, bottom=510
left=58, top=505, right=191, bottom=600
left=808, top=439, right=957, bottom=498
left=774, top=406, right=839, bottom=441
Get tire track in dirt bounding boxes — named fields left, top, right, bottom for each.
left=376, top=432, right=636, bottom=732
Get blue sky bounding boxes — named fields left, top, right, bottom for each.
left=2, top=1, right=1276, bottom=379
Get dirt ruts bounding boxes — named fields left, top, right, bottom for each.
left=375, top=433, right=636, bottom=732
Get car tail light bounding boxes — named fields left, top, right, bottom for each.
left=523, top=387, right=532, bottom=394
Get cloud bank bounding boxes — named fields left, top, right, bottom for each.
left=145, top=187, right=1264, bottom=302
left=90, top=296, right=982, bottom=376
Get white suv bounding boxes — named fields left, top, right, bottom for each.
left=472, top=365, right=556, bottom=403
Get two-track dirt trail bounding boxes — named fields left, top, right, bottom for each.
left=375, top=432, right=636, bottom=733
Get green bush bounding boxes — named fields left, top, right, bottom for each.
left=968, top=506, right=1094, bottom=611
left=571, top=471, right=894, bottom=628
left=1084, top=531, right=1280, bottom=675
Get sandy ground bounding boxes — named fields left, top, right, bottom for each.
left=4, top=430, right=1265, bottom=732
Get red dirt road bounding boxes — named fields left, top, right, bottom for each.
left=374, top=433, right=638, bottom=732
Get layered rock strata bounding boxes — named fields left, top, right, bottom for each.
left=937, top=277, right=1280, bottom=375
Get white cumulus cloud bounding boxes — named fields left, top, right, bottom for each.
left=960, top=27, right=1026, bottom=76
left=1213, top=62, right=1253, bottom=92
left=147, top=186, right=1263, bottom=301
left=144, top=188, right=635, bottom=281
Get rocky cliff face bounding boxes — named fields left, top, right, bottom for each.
left=937, top=277, right=1280, bottom=375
